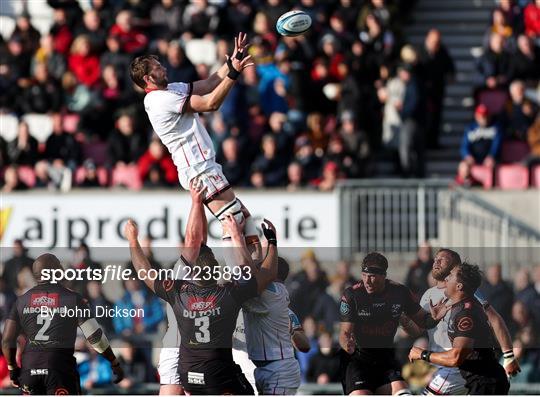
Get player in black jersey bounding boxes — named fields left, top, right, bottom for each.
left=339, top=252, right=448, bottom=395
left=125, top=181, right=278, bottom=395
left=409, top=263, right=510, bottom=395
left=1, top=253, right=124, bottom=395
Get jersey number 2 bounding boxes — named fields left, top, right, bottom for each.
left=194, top=316, right=210, bottom=343
left=36, top=315, right=52, bottom=341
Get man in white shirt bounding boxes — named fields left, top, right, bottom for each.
left=129, top=33, right=260, bottom=256
left=410, top=248, right=520, bottom=395
left=241, top=257, right=310, bottom=395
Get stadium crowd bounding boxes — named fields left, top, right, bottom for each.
left=1, top=239, right=539, bottom=390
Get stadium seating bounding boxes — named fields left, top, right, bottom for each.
left=500, top=141, right=530, bottom=164
left=0, top=113, right=19, bottom=142
left=17, top=166, right=36, bottom=187
left=496, top=164, right=529, bottom=190
left=75, top=166, right=109, bottom=187
left=62, top=113, right=80, bottom=134
left=82, top=142, right=108, bottom=166
left=22, top=113, right=53, bottom=143
left=532, top=165, right=540, bottom=188
left=111, top=164, right=142, bottom=190
left=471, top=165, right=493, bottom=189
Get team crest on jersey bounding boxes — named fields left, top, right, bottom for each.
left=391, top=304, right=401, bottom=317
left=54, top=388, right=69, bottom=395
left=188, top=296, right=217, bottom=311
left=457, top=316, right=473, bottom=332
left=340, top=301, right=350, bottom=315
left=30, top=293, right=59, bottom=307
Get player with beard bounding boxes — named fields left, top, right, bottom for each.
left=404, top=248, right=520, bottom=395
left=130, top=33, right=262, bottom=265
left=2, top=254, right=124, bottom=395
left=339, top=252, right=448, bottom=396
left=125, top=181, right=278, bottom=395
left=409, top=263, right=510, bottom=395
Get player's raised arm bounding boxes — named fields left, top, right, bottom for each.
left=2, top=318, right=21, bottom=388
left=125, top=219, right=157, bottom=292
left=191, top=32, right=249, bottom=96
left=182, top=180, right=208, bottom=264
left=484, top=305, right=521, bottom=376
left=185, top=35, right=254, bottom=113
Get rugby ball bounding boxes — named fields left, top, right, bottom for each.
left=276, top=10, right=312, bottom=37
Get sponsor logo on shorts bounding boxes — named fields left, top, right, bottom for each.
left=187, top=372, right=205, bottom=385
left=30, top=369, right=49, bottom=376
left=30, top=293, right=59, bottom=308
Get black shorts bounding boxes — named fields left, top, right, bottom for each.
left=19, top=368, right=81, bottom=395
left=463, top=365, right=510, bottom=395
left=344, top=355, right=404, bottom=394
left=180, top=361, right=254, bottom=395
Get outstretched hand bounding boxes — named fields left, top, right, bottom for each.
left=222, top=214, right=245, bottom=241
left=261, top=218, right=277, bottom=245
left=124, top=219, right=139, bottom=243
left=230, top=32, right=254, bottom=72
left=430, top=297, right=450, bottom=321
left=189, top=179, right=208, bottom=204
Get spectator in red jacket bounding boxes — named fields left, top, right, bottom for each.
left=68, top=35, right=101, bottom=87
left=524, top=0, right=540, bottom=39
left=138, top=139, right=177, bottom=186
left=49, top=8, right=73, bottom=55
left=109, top=10, right=148, bottom=54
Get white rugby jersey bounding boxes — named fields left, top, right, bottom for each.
left=144, top=82, right=215, bottom=171
left=420, top=286, right=490, bottom=355
left=242, top=282, right=295, bottom=361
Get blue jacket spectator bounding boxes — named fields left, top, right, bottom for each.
left=78, top=353, right=113, bottom=389
left=460, top=104, right=503, bottom=164
left=113, top=278, right=164, bottom=336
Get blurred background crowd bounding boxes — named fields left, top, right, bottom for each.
left=1, top=0, right=538, bottom=193
left=1, top=239, right=539, bottom=390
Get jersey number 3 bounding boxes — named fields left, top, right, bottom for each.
left=36, top=315, right=52, bottom=341
left=194, top=316, right=210, bottom=343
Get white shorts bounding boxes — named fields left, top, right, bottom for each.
left=178, top=158, right=230, bottom=202
left=158, top=347, right=181, bottom=385
left=233, top=348, right=257, bottom=394
left=254, top=357, right=300, bottom=395
left=424, top=366, right=467, bottom=395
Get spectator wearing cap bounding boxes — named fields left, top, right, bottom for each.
left=294, top=135, right=322, bottom=182
left=109, top=10, right=148, bottom=54
left=459, top=104, right=502, bottom=173
left=312, top=161, right=342, bottom=191
left=138, top=139, right=177, bottom=186
left=418, top=29, right=455, bottom=149
left=7, top=121, right=38, bottom=166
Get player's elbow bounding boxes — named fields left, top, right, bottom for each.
left=449, top=348, right=468, bottom=367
